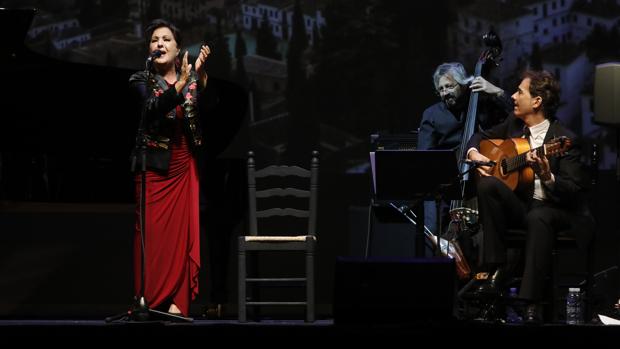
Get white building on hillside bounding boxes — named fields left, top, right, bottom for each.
left=240, top=0, right=326, bottom=45
left=27, top=13, right=80, bottom=39
left=540, top=43, right=592, bottom=128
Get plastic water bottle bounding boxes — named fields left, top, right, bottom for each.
left=506, top=287, right=522, bottom=324
left=566, top=287, right=583, bottom=325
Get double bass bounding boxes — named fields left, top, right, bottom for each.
left=447, top=31, right=503, bottom=279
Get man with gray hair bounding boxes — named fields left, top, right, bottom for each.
left=418, top=62, right=510, bottom=150
left=417, top=62, right=511, bottom=254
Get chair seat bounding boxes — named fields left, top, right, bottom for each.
left=505, top=229, right=587, bottom=251
left=240, top=235, right=316, bottom=251
left=505, top=228, right=577, bottom=241
left=243, top=235, right=317, bottom=242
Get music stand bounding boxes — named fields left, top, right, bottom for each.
left=369, top=150, right=461, bottom=257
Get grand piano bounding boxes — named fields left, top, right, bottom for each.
left=0, top=7, right=248, bottom=204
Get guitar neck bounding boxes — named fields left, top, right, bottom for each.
left=503, top=144, right=545, bottom=174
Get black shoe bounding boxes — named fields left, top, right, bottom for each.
left=524, top=303, right=543, bottom=325
left=475, top=266, right=507, bottom=297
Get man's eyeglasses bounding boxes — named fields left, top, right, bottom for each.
left=436, top=83, right=459, bottom=94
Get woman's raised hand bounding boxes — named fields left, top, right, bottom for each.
left=195, top=45, right=210, bottom=88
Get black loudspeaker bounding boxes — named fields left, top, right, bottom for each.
left=594, top=62, right=620, bottom=125
left=333, top=257, right=456, bottom=324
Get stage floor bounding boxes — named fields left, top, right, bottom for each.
left=1, top=318, right=619, bottom=343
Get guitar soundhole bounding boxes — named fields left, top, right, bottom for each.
left=500, top=158, right=508, bottom=176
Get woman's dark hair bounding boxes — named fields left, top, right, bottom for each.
left=144, top=19, right=183, bottom=48
left=522, top=70, right=561, bottom=119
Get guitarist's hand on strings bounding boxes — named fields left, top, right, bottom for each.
left=467, top=150, right=493, bottom=176
left=526, top=150, right=553, bottom=182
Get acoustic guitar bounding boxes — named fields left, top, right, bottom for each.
left=479, top=136, right=572, bottom=191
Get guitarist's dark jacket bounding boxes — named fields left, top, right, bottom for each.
left=466, top=115, right=594, bottom=248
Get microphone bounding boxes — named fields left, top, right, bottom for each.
left=145, top=50, right=162, bottom=70
left=465, top=159, right=496, bottom=167
left=147, top=50, right=162, bottom=62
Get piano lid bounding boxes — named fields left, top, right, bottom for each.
left=0, top=7, right=36, bottom=61
left=0, top=7, right=248, bottom=202
left=0, top=7, right=137, bottom=201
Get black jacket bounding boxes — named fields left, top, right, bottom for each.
left=467, top=115, right=594, bottom=246
left=417, top=92, right=511, bottom=151
left=129, top=70, right=204, bottom=171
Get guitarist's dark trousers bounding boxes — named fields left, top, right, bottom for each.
left=476, top=176, right=573, bottom=301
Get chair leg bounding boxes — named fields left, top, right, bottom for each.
left=552, top=248, right=561, bottom=323
left=365, top=204, right=374, bottom=258
left=306, top=247, right=315, bottom=322
left=584, top=238, right=596, bottom=323
left=238, top=240, right=247, bottom=323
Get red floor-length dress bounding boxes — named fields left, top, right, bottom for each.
left=134, top=103, right=200, bottom=317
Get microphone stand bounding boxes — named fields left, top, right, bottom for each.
left=106, top=58, right=192, bottom=323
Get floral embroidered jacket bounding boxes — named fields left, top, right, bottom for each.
left=129, top=70, right=203, bottom=171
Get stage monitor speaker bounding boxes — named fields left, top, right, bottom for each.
left=333, top=257, right=456, bottom=324
left=594, top=62, right=620, bottom=125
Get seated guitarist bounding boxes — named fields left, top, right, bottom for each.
left=465, top=70, right=593, bottom=324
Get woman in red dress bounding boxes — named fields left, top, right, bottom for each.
left=129, top=19, right=210, bottom=316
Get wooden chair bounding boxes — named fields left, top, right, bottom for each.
left=238, top=151, right=319, bottom=322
